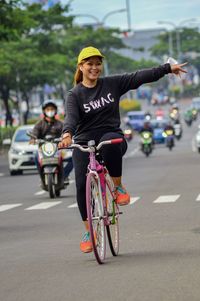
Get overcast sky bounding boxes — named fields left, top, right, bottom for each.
left=64, top=0, right=200, bottom=31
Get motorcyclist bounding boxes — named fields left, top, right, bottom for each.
left=163, top=121, right=175, bottom=135
left=30, top=99, right=73, bottom=186
left=140, top=121, right=153, bottom=134
left=144, top=111, right=152, bottom=121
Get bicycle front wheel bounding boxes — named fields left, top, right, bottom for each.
left=86, top=172, right=106, bottom=264
left=105, top=173, right=119, bottom=256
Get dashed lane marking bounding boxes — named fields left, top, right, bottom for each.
left=68, top=202, right=78, bottom=208
left=153, top=195, right=180, bottom=203
left=0, top=204, right=22, bottom=212
left=196, top=194, right=200, bottom=201
left=130, top=197, right=140, bottom=205
left=0, top=173, right=4, bottom=177
left=35, top=190, right=46, bottom=196
left=25, top=201, right=62, bottom=210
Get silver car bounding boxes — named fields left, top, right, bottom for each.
left=7, top=125, right=38, bottom=175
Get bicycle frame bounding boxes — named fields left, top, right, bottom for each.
left=87, top=152, right=117, bottom=226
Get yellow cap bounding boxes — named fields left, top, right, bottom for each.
left=77, top=46, right=104, bottom=64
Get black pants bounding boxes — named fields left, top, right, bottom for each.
left=72, top=132, right=127, bottom=221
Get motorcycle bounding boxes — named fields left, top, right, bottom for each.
left=123, top=127, right=133, bottom=142
left=192, top=108, right=198, bottom=121
left=169, top=109, right=180, bottom=122
left=174, top=123, right=182, bottom=140
left=140, top=131, right=153, bottom=157
left=184, top=112, right=193, bottom=127
left=163, top=129, right=174, bottom=150
left=28, top=132, right=66, bottom=198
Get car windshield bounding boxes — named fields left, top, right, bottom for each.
left=151, top=121, right=167, bottom=129
left=14, top=129, right=31, bottom=142
left=128, top=115, right=144, bottom=120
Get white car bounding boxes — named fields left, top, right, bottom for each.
left=195, top=128, right=200, bottom=153
left=7, top=125, right=38, bottom=175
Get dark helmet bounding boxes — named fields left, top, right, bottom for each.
left=42, top=99, right=57, bottom=112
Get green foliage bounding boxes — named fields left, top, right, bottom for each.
left=169, top=85, right=181, bottom=98
left=0, top=126, right=16, bottom=147
left=151, top=28, right=200, bottom=61
left=107, top=52, right=156, bottom=74
left=119, top=98, right=141, bottom=114
left=181, top=83, right=200, bottom=98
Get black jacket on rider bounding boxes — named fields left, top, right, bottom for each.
left=32, top=119, right=63, bottom=139
left=139, top=125, right=153, bottom=134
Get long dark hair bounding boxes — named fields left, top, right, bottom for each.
left=73, top=64, right=83, bottom=86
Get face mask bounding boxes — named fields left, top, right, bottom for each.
left=45, top=111, right=56, bottom=118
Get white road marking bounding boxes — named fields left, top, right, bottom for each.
left=0, top=204, right=22, bottom=212
left=130, top=197, right=140, bottom=205
left=34, top=190, right=46, bottom=196
left=153, top=195, right=180, bottom=203
left=196, top=194, right=200, bottom=201
left=0, top=173, right=4, bottom=177
left=25, top=201, right=62, bottom=210
left=68, top=202, right=78, bottom=208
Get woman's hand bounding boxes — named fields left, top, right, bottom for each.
left=170, top=62, right=187, bottom=78
left=58, top=133, right=72, bottom=149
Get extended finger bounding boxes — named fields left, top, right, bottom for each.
left=179, top=62, right=188, bottom=67
left=179, top=67, right=187, bottom=73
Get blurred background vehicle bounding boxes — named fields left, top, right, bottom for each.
left=4, top=125, right=37, bottom=175
left=150, top=119, right=168, bottom=144
left=195, top=125, right=200, bottom=153
left=191, top=97, right=200, bottom=112
left=123, top=127, right=134, bottom=142
left=151, top=93, right=169, bottom=105
left=125, top=111, right=145, bottom=131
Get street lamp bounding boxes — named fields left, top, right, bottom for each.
left=74, top=8, right=127, bottom=28
left=101, top=9, right=127, bottom=25
left=158, top=21, right=173, bottom=56
left=158, top=19, right=197, bottom=61
left=74, top=14, right=100, bottom=24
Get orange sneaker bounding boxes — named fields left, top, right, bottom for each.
left=80, top=232, right=93, bottom=253
left=115, top=186, right=130, bottom=206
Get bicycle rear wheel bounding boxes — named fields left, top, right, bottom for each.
left=105, top=173, right=119, bottom=256
left=86, top=172, right=106, bottom=264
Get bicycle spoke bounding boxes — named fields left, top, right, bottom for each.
left=86, top=173, right=106, bottom=264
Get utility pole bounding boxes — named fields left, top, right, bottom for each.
left=126, top=0, right=131, bottom=32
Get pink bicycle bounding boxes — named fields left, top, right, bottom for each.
left=67, top=138, right=123, bottom=264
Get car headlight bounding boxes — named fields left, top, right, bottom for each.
left=11, top=148, right=23, bottom=155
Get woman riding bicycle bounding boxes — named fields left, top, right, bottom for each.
left=59, top=46, right=187, bottom=253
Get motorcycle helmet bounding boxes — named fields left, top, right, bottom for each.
left=42, top=99, right=57, bottom=118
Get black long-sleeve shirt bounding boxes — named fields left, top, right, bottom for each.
left=63, top=64, right=171, bottom=143
left=32, top=118, right=63, bottom=139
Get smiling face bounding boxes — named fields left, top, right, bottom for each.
left=80, top=56, right=103, bottom=86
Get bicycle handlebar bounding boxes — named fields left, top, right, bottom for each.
left=59, top=138, right=123, bottom=153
